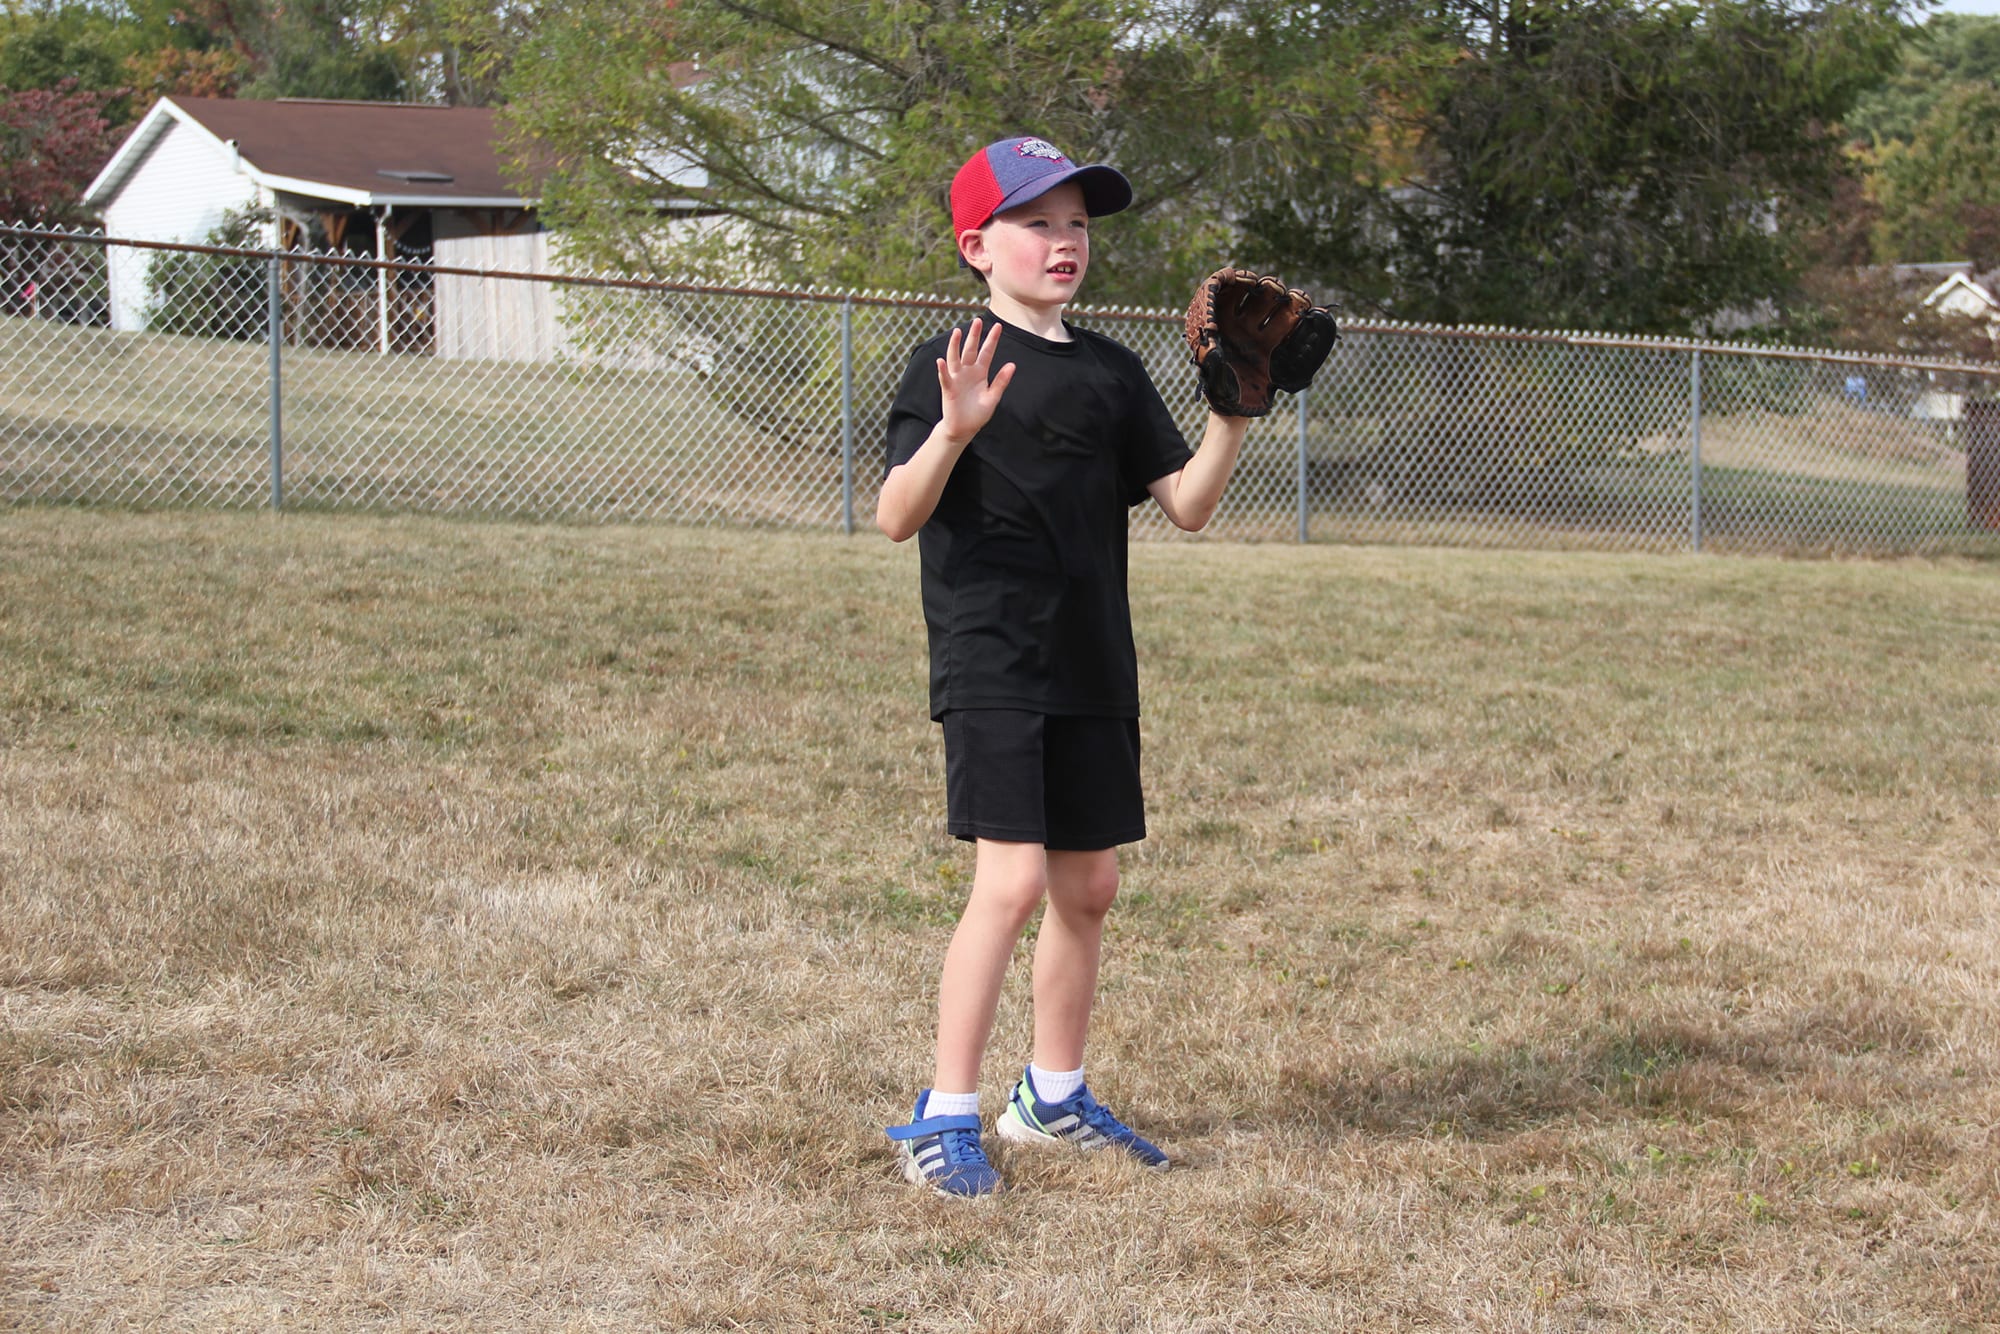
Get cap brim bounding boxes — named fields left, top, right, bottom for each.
left=995, top=163, right=1133, bottom=219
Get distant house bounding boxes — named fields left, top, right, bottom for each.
left=1897, top=264, right=1999, bottom=423
left=82, top=92, right=712, bottom=358
left=1919, top=269, right=2000, bottom=327
left=82, top=97, right=554, bottom=344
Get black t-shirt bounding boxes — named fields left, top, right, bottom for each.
left=884, top=313, right=1194, bottom=720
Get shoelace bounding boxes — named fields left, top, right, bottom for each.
left=937, top=1125, right=990, bottom=1166
left=1072, top=1092, right=1134, bottom=1143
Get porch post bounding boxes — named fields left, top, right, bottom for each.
left=376, top=203, right=393, bottom=355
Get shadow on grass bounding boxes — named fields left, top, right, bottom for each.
left=1259, top=1019, right=1799, bottom=1142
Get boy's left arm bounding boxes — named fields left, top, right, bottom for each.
left=1147, top=411, right=1251, bottom=532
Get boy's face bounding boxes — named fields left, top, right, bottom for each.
left=960, top=181, right=1090, bottom=315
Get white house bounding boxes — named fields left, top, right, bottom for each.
left=83, top=96, right=554, bottom=341
left=84, top=91, right=717, bottom=358
left=1919, top=269, right=2000, bottom=327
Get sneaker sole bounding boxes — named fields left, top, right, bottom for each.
left=994, top=1102, right=1065, bottom=1149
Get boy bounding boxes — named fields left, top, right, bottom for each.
left=877, top=135, right=1251, bottom=1198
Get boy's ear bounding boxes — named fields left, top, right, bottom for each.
left=958, top=227, right=993, bottom=275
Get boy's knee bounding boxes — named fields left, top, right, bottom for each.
left=1082, top=865, right=1121, bottom=917
left=1052, top=857, right=1119, bottom=919
left=972, top=858, right=1048, bottom=926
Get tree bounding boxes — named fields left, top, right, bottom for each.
left=500, top=0, right=1423, bottom=306
left=175, top=0, right=405, bottom=99
left=1844, top=11, right=2000, bottom=148
left=144, top=204, right=272, bottom=339
left=0, top=10, right=126, bottom=94
left=379, top=0, right=540, bottom=106
left=0, top=0, right=511, bottom=117
left=1787, top=261, right=1996, bottom=361
left=1242, top=0, right=1911, bottom=335
left=0, top=0, right=250, bottom=112
left=0, top=79, right=123, bottom=224
left=122, top=46, right=251, bottom=101
left=1871, top=83, right=2000, bottom=270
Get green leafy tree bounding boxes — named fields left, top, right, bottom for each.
left=0, top=0, right=502, bottom=112
left=1845, top=11, right=2000, bottom=148
left=384, top=0, right=538, bottom=105
left=1872, top=82, right=2000, bottom=269
left=497, top=0, right=1427, bottom=462
left=0, top=9, right=126, bottom=93
left=175, top=0, right=404, bottom=99
left=1242, top=0, right=1911, bottom=336
left=145, top=205, right=272, bottom=340
left=0, top=0, right=248, bottom=113
left=501, top=0, right=1423, bottom=306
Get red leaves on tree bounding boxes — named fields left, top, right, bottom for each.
left=0, top=79, right=125, bottom=225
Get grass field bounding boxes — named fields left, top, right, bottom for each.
left=0, top=315, right=844, bottom=522
left=2, top=510, right=1998, bottom=1331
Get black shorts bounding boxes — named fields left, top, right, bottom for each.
left=941, top=709, right=1146, bottom=851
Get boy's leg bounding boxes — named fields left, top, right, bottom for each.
left=932, top=838, right=1047, bottom=1094
left=1000, top=843, right=1168, bottom=1167
left=1030, top=847, right=1120, bottom=1072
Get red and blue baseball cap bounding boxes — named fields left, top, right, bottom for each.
left=950, top=136, right=1133, bottom=237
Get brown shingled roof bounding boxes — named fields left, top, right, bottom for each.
left=169, top=97, right=548, bottom=202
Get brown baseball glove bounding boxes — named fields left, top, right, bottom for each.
left=1184, top=268, right=1340, bottom=417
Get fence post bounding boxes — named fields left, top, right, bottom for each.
left=1689, top=348, right=1703, bottom=552
left=1296, top=389, right=1310, bottom=543
left=841, top=297, right=856, bottom=534
left=268, top=253, right=284, bottom=512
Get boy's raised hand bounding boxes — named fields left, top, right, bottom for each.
left=937, top=318, right=1015, bottom=445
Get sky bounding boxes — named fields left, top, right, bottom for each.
left=1932, top=0, right=2000, bottom=15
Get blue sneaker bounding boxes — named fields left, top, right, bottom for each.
left=995, top=1068, right=1169, bottom=1169
left=885, top=1092, right=1003, bottom=1197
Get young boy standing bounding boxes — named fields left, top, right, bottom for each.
left=877, top=135, right=1252, bottom=1197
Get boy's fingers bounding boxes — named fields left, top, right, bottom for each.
left=987, top=361, right=1017, bottom=398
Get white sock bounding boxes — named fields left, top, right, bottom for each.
left=924, top=1089, right=979, bottom=1119
left=1029, top=1064, right=1084, bottom=1104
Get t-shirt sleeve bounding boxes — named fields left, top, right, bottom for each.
left=884, top=341, right=944, bottom=478
left=1120, top=353, right=1195, bottom=506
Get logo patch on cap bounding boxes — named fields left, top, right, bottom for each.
left=1014, top=138, right=1068, bottom=163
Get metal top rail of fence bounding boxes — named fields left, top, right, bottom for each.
left=6, top=221, right=2000, bottom=556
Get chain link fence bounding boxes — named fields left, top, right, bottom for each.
left=6, top=222, right=1999, bottom=555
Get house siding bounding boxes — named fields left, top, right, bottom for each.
left=429, top=230, right=713, bottom=371
left=100, top=118, right=263, bottom=330
left=434, top=231, right=557, bottom=361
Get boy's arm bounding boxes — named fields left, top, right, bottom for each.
left=1146, top=410, right=1251, bottom=532
left=876, top=319, right=1015, bottom=542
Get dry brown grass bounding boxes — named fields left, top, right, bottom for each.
left=2, top=510, right=1997, bottom=1331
